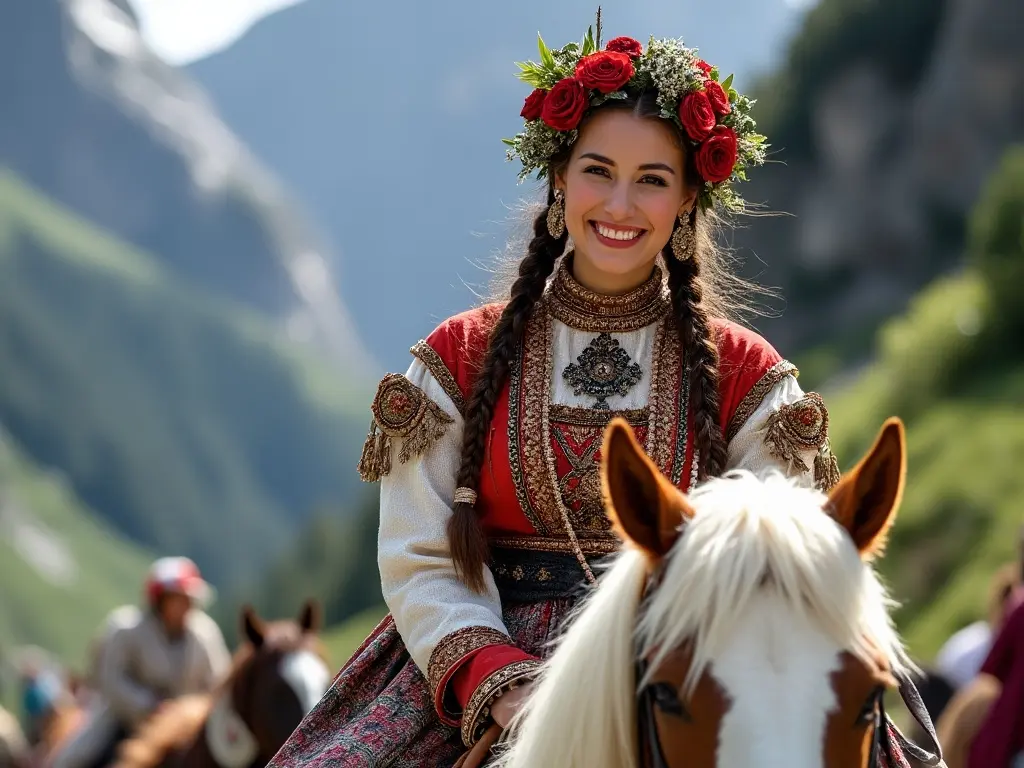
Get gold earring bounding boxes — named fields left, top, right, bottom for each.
left=547, top=190, right=566, bottom=239
left=670, top=214, right=695, bottom=261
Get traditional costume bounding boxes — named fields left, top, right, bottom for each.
left=269, top=19, right=929, bottom=768
left=270, top=260, right=843, bottom=767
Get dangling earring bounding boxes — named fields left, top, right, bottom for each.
left=547, top=190, right=566, bottom=239
left=670, top=212, right=695, bottom=261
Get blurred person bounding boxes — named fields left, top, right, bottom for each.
left=51, top=557, right=229, bottom=768
left=935, top=562, right=1023, bottom=690
left=967, top=595, right=1024, bottom=767
left=266, top=17, right=927, bottom=768
left=15, top=649, right=65, bottom=747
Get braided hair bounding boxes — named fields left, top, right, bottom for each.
left=448, top=188, right=568, bottom=592
left=450, top=91, right=759, bottom=590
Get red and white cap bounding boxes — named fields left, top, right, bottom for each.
left=144, top=556, right=213, bottom=607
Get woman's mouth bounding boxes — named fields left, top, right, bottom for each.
left=590, top=221, right=647, bottom=248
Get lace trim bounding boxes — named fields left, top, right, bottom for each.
left=545, top=257, right=670, bottom=332
left=461, top=659, right=541, bottom=747
left=725, top=360, right=799, bottom=442
left=410, top=340, right=465, bottom=415
left=489, top=536, right=620, bottom=555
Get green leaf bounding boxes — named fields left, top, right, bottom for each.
left=722, top=74, right=734, bottom=91
left=562, top=42, right=579, bottom=53
left=581, top=25, right=596, bottom=56
left=606, top=91, right=628, bottom=100
left=728, top=88, right=739, bottom=102
left=537, top=33, right=556, bottom=69
left=501, top=137, right=516, bottom=146
left=710, top=66, right=720, bottom=81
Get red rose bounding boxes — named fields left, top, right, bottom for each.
left=696, top=59, right=713, bottom=75
left=521, top=88, right=546, bottom=120
left=541, top=78, right=587, bottom=131
left=695, top=126, right=739, bottom=184
left=703, top=80, right=731, bottom=116
left=678, top=91, right=716, bottom=142
left=574, top=51, right=635, bottom=94
left=605, top=36, right=643, bottom=58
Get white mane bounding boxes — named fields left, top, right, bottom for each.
left=494, top=470, right=912, bottom=768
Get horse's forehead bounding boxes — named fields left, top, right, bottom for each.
left=277, top=649, right=330, bottom=714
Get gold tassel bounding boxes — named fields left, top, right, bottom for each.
left=814, top=445, right=841, bottom=492
left=357, top=420, right=393, bottom=483
left=763, top=393, right=831, bottom=475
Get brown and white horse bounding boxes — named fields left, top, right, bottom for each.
left=112, top=600, right=330, bottom=768
left=495, top=418, right=919, bottom=768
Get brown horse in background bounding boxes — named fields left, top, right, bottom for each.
left=112, top=600, right=330, bottom=768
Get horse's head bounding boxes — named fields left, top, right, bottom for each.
left=498, top=418, right=913, bottom=768
left=209, top=600, right=330, bottom=766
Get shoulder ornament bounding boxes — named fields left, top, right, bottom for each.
left=763, top=392, right=841, bottom=491
left=357, top=373, right=455, bottom=482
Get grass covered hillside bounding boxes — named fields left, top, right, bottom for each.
left=0, top=169, right=373, bottom=588
left=0, top=429, right=152, bottom=667
left=816, top=145, right=1024, bottom=660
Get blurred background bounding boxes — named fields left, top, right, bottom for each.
left=0, top=0, right=1022, bottom=747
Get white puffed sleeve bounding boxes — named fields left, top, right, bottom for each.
left=726, top=374, right=840, bottom=491
left=371, top=358, right=538, bottom=738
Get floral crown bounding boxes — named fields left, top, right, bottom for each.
left=503, top=22, right=767, bottom=213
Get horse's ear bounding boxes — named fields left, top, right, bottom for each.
left=298, top=599, right=321, bottom=633
left=601, top=418, right=693, bottom=560
left=241, top=604, right=265, bottom=648
left=826, top=417, right=906, bottom=558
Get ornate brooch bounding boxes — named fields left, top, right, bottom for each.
left=562, top=333, right=643, bottom=409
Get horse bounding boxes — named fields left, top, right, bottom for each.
left=111, top=599, right=330, bottom=768
left=494, top=417, right=935, bottom=768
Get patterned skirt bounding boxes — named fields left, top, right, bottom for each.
left=268, top=597, right=575, bottom=768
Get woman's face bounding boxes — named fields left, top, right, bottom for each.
left=556, top=109, right=696, bottom=293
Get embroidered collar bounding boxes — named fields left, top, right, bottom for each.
left=545, top=256, right=670, bottom=333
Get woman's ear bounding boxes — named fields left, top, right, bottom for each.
left=678, top=191, right=697, bottom=219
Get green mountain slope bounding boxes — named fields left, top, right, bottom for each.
left=817, top=146, right=1024, bottom=661
left=0, top=169, right=373, bottom=587
left=0, top=430, right=152, bottom=667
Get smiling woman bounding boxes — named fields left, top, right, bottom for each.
left=262, top=18, right=928, bottom=768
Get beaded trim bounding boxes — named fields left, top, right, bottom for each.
left=428, top=626, right=511, bottom=721
left=489, top=536, right=620, bottom=555
left=545, top=258, right=671, bottom=333
left=410, top=340, right=465, bottom=415
left=549, top=404, right=647, bottom=427
left=461, top=659, right=541, bottom=747
left=725, top=360, right=799, bottom=442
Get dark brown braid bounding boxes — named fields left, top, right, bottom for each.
left=663, top=209, right=729, bottom=480
left=448, top=189, right=567, bottom=592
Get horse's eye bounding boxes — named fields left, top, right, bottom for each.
left=856, top=686, right=884, bottom=726
left=648, top=682, right=690, bottom=720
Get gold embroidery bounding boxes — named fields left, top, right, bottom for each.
left=410, top=340, right=465, bottom=415
left=427, top=625, right=510, bottom=711
left=546, top=257, right=671, bottom=332
left=357, top=373, right=454, bottom=482
left=726, top=360, right=799, bottom=442
left=763, top=392, right=832, bottom=476
left=549, top=404, right=647, bottom=427
left=553, top=430, right=611, bottom=533
left=489, top=536, right=620, bottom=555
left=646, top=318, right=691, bottom=486
left=462, top=659, right=541, bottom=747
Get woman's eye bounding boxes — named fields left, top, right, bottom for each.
left=640, top=175, right=668, bottom=186
left=583, top=165, right=611, bottom=177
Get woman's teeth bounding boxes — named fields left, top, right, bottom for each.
left=595, top=223, right=643, bottom=241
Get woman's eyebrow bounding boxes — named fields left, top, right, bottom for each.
left=578, top=152, right=676, bottom=174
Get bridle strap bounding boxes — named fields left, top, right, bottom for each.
left=886, top=671, right=946, bottom=767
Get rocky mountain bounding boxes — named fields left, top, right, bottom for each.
left=188, top=0, right=1024, bottom=373
left=734, top=0, right=1024, bottom=359
left=187, top=0, right=804, bottom=370
left=0, top=0, right=373, bottom=370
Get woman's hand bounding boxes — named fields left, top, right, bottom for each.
left=489, top=683, right=534, bottom=729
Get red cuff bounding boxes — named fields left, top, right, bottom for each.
left=451, top=643, right=537, bottom=710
